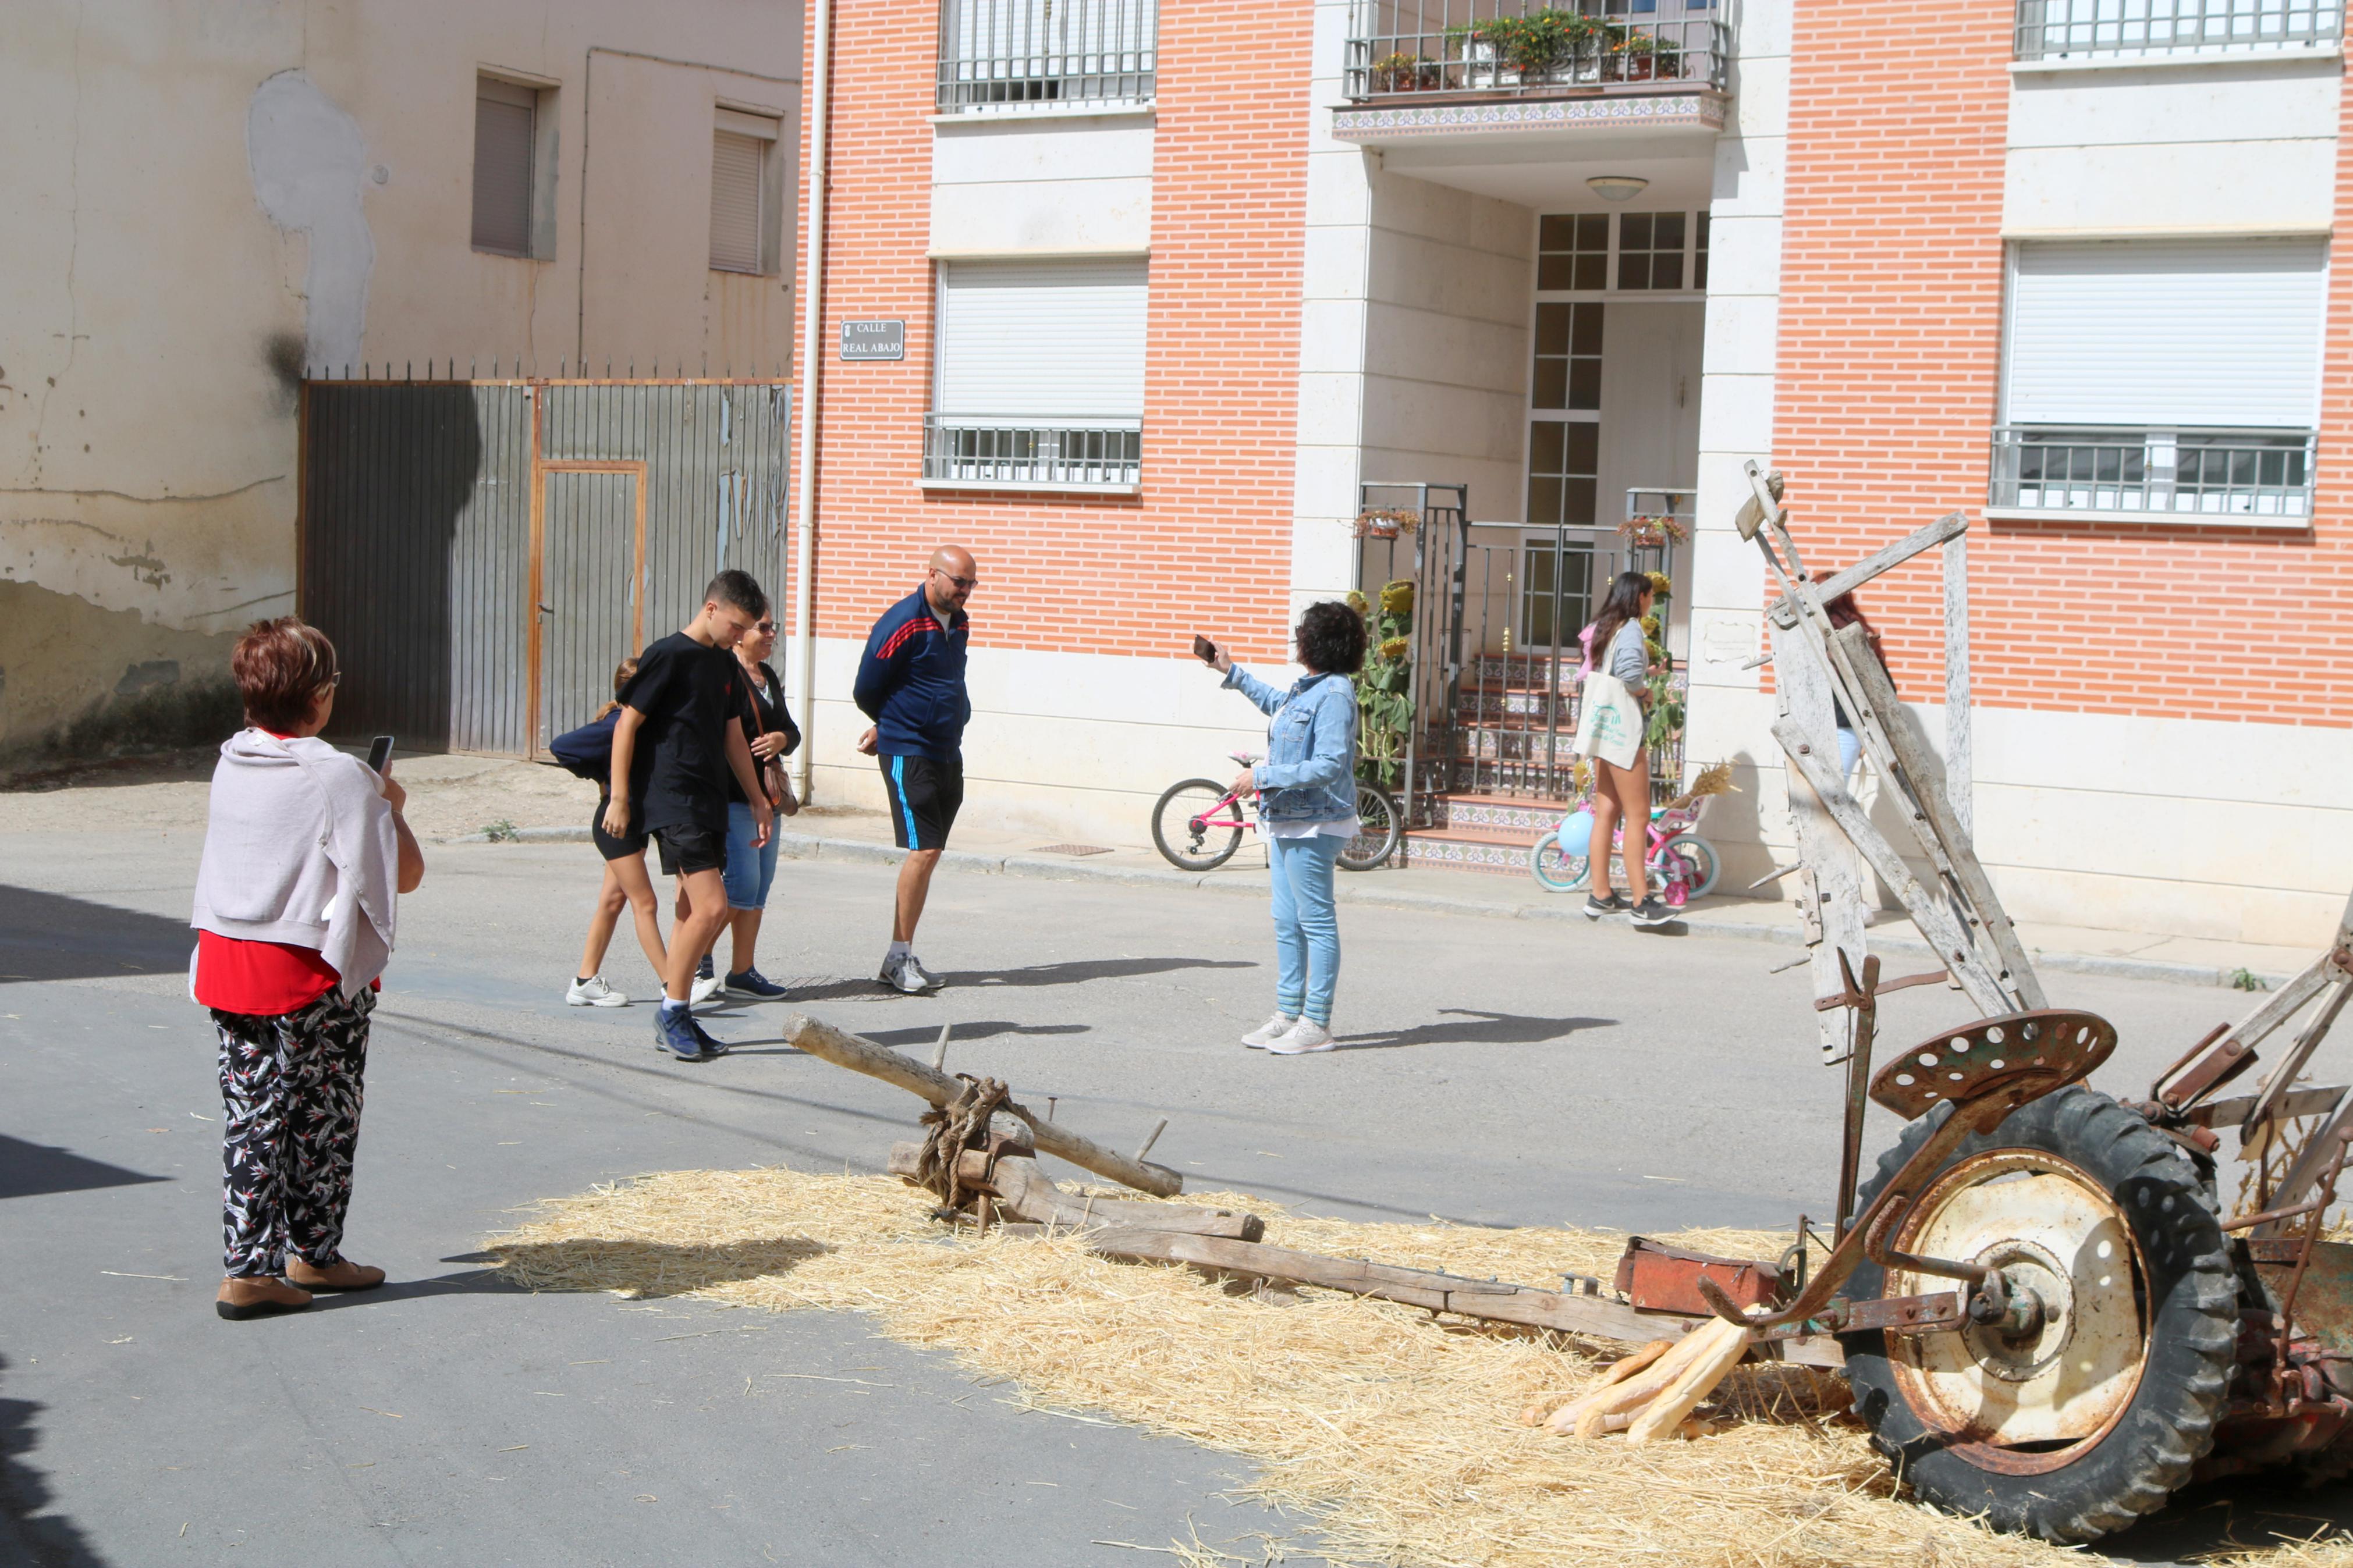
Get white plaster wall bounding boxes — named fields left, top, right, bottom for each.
left=1681, top=0, right=1791, bottom=845
left=929, top=113, right=1155, bottom=257
left=804, top=639, right=1275, bottom=846
left=2005, top=55, right=2343, bottom=234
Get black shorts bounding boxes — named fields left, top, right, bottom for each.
left=592, top=798, right=648, bottom=862
left=881, top=754, right=963, bottom=852
left=654, top=824, right=727, bottom=877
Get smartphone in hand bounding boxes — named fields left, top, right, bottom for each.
left=366, top=735, right=395, bottom=774
left=1193, top=634, right=1218, bottom=665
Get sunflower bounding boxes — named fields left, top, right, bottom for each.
left=1346, top=589, right=1369, bottom=615
left=1379, top=636, right=1411, bottom=663
left=1380, top=580, right=1414, bottom=616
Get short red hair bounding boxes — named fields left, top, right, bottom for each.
left=232, top=617, right=339, bottom=733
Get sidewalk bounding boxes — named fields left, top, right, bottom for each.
left=453, top=806, right=2313, bottom=993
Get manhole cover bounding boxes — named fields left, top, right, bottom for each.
left=1031, top=843, right=1113, bottom=857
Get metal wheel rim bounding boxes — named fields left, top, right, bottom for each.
left=1886, top=1149, right=2149, bottom=1475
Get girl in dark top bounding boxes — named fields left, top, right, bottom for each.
left=1582, top=571, right=1674, bottom=927
left=714, top=613, right=801, bottom=997
left=569, top=658, right=672, bottom=1007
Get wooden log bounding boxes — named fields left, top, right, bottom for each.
left=1765, top=512, right=1968, bottom=627
left=1556, top=1321, right=1726, bottom=1435
left=1769, top=575, right=1872, bottom=1062
left=786, top=1012, right=1183, bottom=1196
left=885, top=1146, right=1264, bottom=1239
left=1626, top=1317, right=1754, bottom=1443
left=1521, top=1339, right=1671, bottom=1427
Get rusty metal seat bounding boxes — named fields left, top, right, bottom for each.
left=1870, top=1010, right=2117, bottom=1122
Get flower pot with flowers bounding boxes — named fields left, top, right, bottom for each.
left=1619, top=513, right=1689, bottom=550
left=1350, top=581, right=1416, bottom=789
left=1354, top=507, right=1422, bottom=540
left=1370, top=50, right=1439, bottom=92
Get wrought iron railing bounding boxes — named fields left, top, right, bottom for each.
left=1344, top=0, right=1731, bottom=99
left=2014, top=0, right=2341, bottom=57
left=936, top=0, right=1158, bottom=111
left=922, top=416, right=1142, bottom=489
left=1989, top=427, right=2316, bottom=520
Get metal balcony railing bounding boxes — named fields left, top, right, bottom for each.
left=2015, top=0, right=2342, bottom=57
left=1344, top=0, right=1731, bottom=99
left=922, top=416, right=1142, bottom=490
left=936, top=0, right=1157, bottom=112
left=1989, top=427, right=2316, bottom=520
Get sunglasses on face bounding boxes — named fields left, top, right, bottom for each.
left=933, top=570, right=978, bottom=592
left=754, top=621, right=778, bottom=635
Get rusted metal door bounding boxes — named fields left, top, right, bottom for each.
left=534, top=465, right=646, bottom=748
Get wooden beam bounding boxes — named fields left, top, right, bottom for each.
left=1943, top=532, right=1973, bottom=841
left=1765, top=513, right=1969, bottom=628
left=787, top=1014, right=1184, bottom=1196
left=1773, top=717, right=2015, bottom=1017
left=1770, top=600, right=1870, bottom=1062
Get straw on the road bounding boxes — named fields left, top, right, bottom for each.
left=488, top=1165, right=2339, bottom=1568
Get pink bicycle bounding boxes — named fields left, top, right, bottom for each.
left=1151, top=752, right=1402, bottom=872
left=1528, top=795, right=1720, bottom=904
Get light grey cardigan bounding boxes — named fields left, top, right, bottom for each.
left=190, top=730, right=399, bottom=1000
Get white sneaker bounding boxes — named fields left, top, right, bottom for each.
left=1266, top=1019, right=1336, bottom=1055
left=904, top=954, right=946, bottom=991
left=566, top=975, right=629, bottom=1008
left=1241, top=1012, right=1298, bottom=1050
left=876, top=954, right=928, bottom=995
left=689, top=972, right=724, bottom=1004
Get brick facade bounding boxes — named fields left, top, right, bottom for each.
left=1773, top=2, right=2351, bottom=727
left=793, top=0, right=1314, bottom=665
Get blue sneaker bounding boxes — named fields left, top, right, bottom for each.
left=654, top=1008, right=706, bottom=1061
left=688, top=1015, right=729, bottom=1058
left=725, top=966, right=789, bottom=999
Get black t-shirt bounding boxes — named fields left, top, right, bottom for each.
left=726, top=661, right=802, bottom=806
left=620, top=632, right=740, bottom=834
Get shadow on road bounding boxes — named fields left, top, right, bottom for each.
left=481, top=1237, right=833, bottom=1299
left=1334, top=1008, right=1612, bottom=1052
left=302, top=1267, right=530, bottom=1313
left=0, top=1353, right=112, bottom=1567
left=0, top=885, right=191, bottom=984
left=941, top=957, right=1257, bottom=989
left=2102, top=1470, right=2353, bottom=1560
left=0, top=1136, right=167, bottom=1203
left=861, top=1020, right=1089, bottom=1047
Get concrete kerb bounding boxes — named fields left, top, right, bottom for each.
left=438, top=825, right=2295, bottom=993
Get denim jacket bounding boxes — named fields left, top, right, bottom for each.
left=1224, top=666, right=1358, bottom=824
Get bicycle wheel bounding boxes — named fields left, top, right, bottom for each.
left=1661, top=833, right=1719, bottom=899
left=1340, top=785, right=1401, bottom=871
left=1151, top=779, right=1243, bottom=871
left=1528, top=830, right=1590, bottom=893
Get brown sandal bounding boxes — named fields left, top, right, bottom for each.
left=216, top=1276, right=314, bottom=1321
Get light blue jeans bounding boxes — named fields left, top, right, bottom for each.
left=1836, top=725, right=1862, bottom=780
left=1268, top=834, right=1343, bottom=1027
left=723, top=801, right=781, bottom=912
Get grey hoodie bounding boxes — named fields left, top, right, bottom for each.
left=190, top=730, right=399, bottom=1000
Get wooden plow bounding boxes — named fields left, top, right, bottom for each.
left=1713, top=460, right=2353, bottom=1541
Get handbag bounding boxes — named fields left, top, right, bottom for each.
left=743, top=675, right=801, bottom=816
left=1571, top=671, right=1644, bottom=771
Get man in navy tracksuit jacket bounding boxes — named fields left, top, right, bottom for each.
left=852, top=545, right=976, bottom=994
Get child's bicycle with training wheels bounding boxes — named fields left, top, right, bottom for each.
left=1151, top=753, right=1401, bottom=872
left=1528, top=792, right=1720, bottom=905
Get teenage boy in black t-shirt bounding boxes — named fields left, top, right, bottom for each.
left=606, top=570, right=774, bottom=1061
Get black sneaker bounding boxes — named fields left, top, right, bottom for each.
left=1582, top=892, right=1629, bottom=920
left=654, top=1009, right=706, bottom=1061
left=696, top=953, right=715, bottom=982
left=687, top=1015, right=730, bottom=1057
left=1630, top=898, right=1678, bottom=928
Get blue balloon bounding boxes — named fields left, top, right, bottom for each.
left=1556, top=808, right=1595, bottom=856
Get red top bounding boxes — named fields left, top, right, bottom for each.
left=194, top=931, right=345, bottom=1015
left=193, top=726, right=379, bottom=1015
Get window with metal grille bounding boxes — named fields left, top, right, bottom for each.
left=472, top=77, right=540, bottom=258
left=709, top=109, right=779, bottom=274
left=938, top=0, right=1158, bottom=112
left=1616, top=212, right=1687, bottom=291
left=1992, top=239, right=2324, bottom=518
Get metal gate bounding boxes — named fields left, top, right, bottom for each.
left=1355, top=481, right=1685, bottom=808
left=300, top=375, right=791, bottom=755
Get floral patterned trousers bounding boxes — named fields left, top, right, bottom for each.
left=212, top=987, right=374, bottom=1278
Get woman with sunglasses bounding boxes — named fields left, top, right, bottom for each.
left=711, top=612, right=801, bottom=997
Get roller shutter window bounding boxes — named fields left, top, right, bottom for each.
left=934, top=258, right=1148, bottom=421
left=472, top=78, right=538, bottom=258
left=2004, top=239, right=2326, bottom=429
left=709, top=109, right=779, bottom=275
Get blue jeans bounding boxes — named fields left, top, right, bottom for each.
left=723, top=802, right=780, bottom=912
left=1836, top=725, right=1862, bottom=780
left=1268, top=834, right=1342, bottom=1027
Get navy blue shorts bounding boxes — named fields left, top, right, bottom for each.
left=880, top=755, right=962, bottom=852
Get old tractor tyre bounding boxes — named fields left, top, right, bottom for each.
left=1841, top=1086, right=2237, bottom=1543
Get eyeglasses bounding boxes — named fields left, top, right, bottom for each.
left=754, top=620, right=778, bottom=634
left=932, top=569, right=978, bottom=592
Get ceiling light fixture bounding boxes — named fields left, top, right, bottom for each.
left=1587, top=175, right=1649, bottom=202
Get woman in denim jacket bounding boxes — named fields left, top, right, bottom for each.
left=1208, top=602, right=1367, bottom=1054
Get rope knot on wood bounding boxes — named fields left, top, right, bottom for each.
left=915, top=1074, right=1011, bottom=1214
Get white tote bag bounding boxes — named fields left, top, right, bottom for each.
left=1571, top=671, right=1644, bottom=771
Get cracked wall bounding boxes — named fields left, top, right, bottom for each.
left=0, top=0, right=801, bottom=754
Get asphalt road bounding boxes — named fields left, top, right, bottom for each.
left=3, top=826, right=2348, bottom=1565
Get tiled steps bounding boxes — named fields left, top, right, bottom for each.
left=1404, top=791, right=1577, bottom=879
